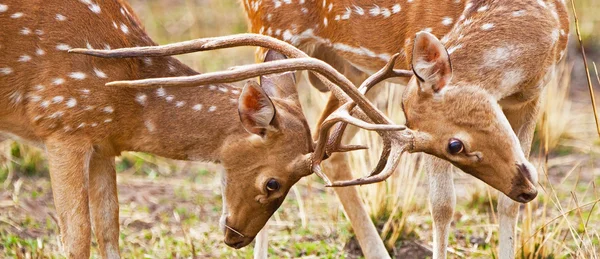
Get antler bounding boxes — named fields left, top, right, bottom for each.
left=69, top=33, right=416, bottom=187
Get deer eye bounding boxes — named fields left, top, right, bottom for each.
left=266, top=179, right=280, bottom=192
left=447, top=139, right=464, bottom=154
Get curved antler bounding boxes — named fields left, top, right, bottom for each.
left=69, top=33, right=416, bottom=187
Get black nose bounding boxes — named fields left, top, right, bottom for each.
left=516, top=189, right=538, bottom=203
left=225, top=240, right=245, bottom=249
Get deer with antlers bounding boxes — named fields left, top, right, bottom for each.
left=0, top=0, right=417, bottom=258
left=242, top=0, right=569, bottom=258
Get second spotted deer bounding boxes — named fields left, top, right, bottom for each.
left=243, top=0, right=569, bottom=258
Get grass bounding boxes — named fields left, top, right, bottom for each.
left=1, top=0, right=600, bottom=258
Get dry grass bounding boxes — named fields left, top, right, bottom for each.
left=1, top=0, right=600, bottom=258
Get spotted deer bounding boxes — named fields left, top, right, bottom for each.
left=0, top=0, right=419, bottom=258
left=243, top=0, right=569, bottom=258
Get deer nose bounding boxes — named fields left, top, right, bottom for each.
left=516, top=189, right=538, bottom=203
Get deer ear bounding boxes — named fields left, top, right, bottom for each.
left=238, top=80, right=276, bottom=136
left=411, top=31, right=453, bottom=93
left=260, top=49, right=297, bottom=98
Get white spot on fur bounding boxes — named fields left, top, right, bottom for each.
left=392, top=4, right=401, bottom=13
left=165, top=95, right=174, bottom=102
left=52, top=96, right=64, bottom=104
left=0, top=67, right=13, bottom=75
left=209, top=85, right=217, bottom=91
left=11, top=12, right=23, bottom=18
left=156, top=88, right=166, bottom=97
left=323, top=17, right=328, bottom=27
left=52, top=78, right=65, bottom=85
left=135, top=93, right=147, bottom=106
left=477, top=5, right=488, bottom=12
left=0, top=4, right=7, bottom=12
left=143, top=58, right=152, bottom=66
left=103, top=106, right=114, bottom=113
left=231, top=89, right=240, bottom=95
left=66, top=98, right=77, bottom=108
left=175, top=101, right=186, bottom=108
left=93, top=67, right=107, bottom=78
left=56, top=14, right=67, bottom=21
left=481, top=23, right=494, bottom=30
left=28, top=95, right=42, bottom=102
left=18, top=55, right=31, bottom=62
left=550, top=29, right=559, bottom=43
left=120, top=23, right=129, bottom=34
left=442, top=17, right=453, bottom=26
left=192, top=104, right=203, bottom=111
left=36, top=48, right=45, bottom=56
left=69, top=72, right=87, bottom=80
left=56, top=43, right=71, bottom=51
left=218, top=87, right=229, bottom=93
left=512, top=10, right=525, bottom=17
left=20, top=27, right=31, bottom=35
left=208, top=106, right=217, bottom=112
left=88, top=3, right=101, bottom=13
left=34, top=85, right=44, bottom=91
left=80, top=89, right=90, bottom=95
left=353, top=5, right=364, bottom=15
left=35, top=29, right=43, bottom=35
left=145, top=120, right=156, bottom=132
left=41, top=101, right=50, bottom=108
left=104, top=119, right=112, bottom=123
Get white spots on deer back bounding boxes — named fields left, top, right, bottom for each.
left=135, top=93, right=147, bottom=106
left=477, top=5, right=488, bottom=12
left=1, top=67, right=13, bottom=75
left=56, top=43, right=71, bottom=51
left=20, top=27, right=31, bottom=35
left=56, top=14, right=67, bottom=21
left=69, top=72, right=87, bottom=80
left=208, top=106, right=217, bottom=112
left=550, top=29, right=560, bottom=44
left=36, top=48, right=45, bottom=56
left=11, top=12, right=23, bottom=18
left=93, top=67, right=107, bottom=78
left=175, top=101, right=186, bottom=108
left=156, top=88, right=166, bottom=97
left=102, top=106, right=114, bottom=114
left=442, top=17, right=454, bottom=26
left=145, top=120, right=156, bottom=132
left=66, top=98, right=77, bottom=108
left=0, top=4, right=7, bottom=12
left=52, top=78, right=65, bottom=85
left=120, top=23, right=129, bottom=34
left=52, top=96, right=64, bottom=104
left=512, top=10, right=526, bottom=17
left=537, top=0, right=547, bottom=8
left=481, top=23, right=494, bottom=30
left=18, top=55, right=32, bottom=62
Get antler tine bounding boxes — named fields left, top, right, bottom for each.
left=327, top=139, right=405, bottom=187
left=357, top=53, right=413, bottom=95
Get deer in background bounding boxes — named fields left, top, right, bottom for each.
left=243, top=0, right=569, bottom=258
left=1, top=0, right=414, bottom=257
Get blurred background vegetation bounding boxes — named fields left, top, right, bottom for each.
left=1, top=0, right=599, bottom=258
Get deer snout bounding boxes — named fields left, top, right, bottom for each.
left=509, top=162, right=538, bottom=203
left=224, top=228, right=254, bottom=249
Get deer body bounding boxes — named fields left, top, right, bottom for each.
left=2, top=1, right=321, bottom=258
left=244, top=0, right=569, bottom=258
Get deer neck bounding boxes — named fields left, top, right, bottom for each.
left=115, top=58, right=245, bottom=162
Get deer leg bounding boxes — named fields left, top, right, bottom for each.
left=253, top=224, right=269, bottom=259
left=426, top=155, right=455, bottom=259
left=498, top=99, right=540, bottom=259
left=46, top=139, right=93, bottom=258
left=88, top=154, right=120, bottom=259
left=323, top=152, right=391, bottom=259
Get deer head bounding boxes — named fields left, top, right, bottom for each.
left=218, top=50, right=314, bottom=248
left=402, top=32, right=538, bottom=203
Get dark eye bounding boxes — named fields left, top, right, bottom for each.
left=266, top=179, right=280, bottom=192
left=448, top=139, right=464, bottom=154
